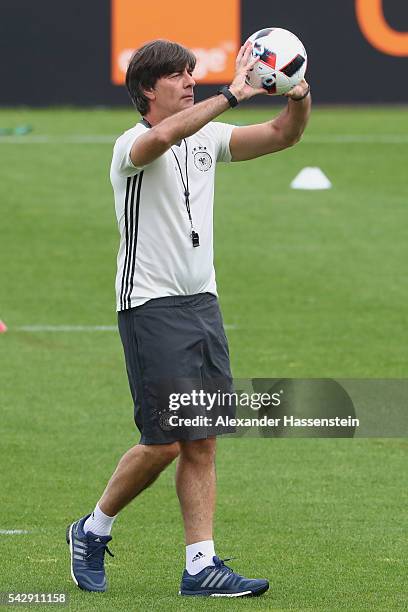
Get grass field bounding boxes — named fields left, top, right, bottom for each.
left=1, top=106, right=407, bottom=611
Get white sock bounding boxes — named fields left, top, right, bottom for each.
left=83, top=504, right=117, bottom=537
left=186, top=540, right=216, bottom=575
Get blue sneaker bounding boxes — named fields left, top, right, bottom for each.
left=66, top=514, right=114, bottom=592
left=179, top=556, right=269, bottom=597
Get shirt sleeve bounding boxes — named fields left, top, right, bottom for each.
left=112, top=127, right=148, bottom=177
left=204, top=121, right=235, bottom=163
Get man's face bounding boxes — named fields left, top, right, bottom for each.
left=149, top=66, right=196, bottom=116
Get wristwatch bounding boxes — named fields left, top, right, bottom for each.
left=217, top=86, right=239, bottom=108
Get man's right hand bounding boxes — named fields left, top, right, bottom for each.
left=229, top=41, right=267, bottom=102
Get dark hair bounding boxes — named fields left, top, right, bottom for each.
left=126, top=40, right=196, bottom=115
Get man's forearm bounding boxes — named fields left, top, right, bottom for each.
left=272, top=94, right=312, bottom=145
left=156, top=94, right=231, bottom=146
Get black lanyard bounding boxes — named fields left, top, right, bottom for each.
left=140, top=118, right=200, bottom=248
left=171, top=141, right=200, bottom=248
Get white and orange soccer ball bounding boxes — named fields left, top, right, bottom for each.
left=246, top=27, right=307, bottom=95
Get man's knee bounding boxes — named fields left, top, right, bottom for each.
left=179, top=437, right=216, bottom=463
left=139, top=441, right=180, bottom=465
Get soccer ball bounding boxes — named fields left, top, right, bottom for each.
left=246, top=27, right=307, bottom=95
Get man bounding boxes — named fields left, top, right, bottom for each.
left=67, top=39, right=310, bottom=597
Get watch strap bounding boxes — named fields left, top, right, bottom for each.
left=217, top=86, right=239, bottom=108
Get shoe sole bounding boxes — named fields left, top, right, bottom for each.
left=179, top=582, right=269, bottom=597
left=66, top=523, right=79, bottom=589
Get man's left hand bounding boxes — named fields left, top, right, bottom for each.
left=284, top=79, right=310, bottom=101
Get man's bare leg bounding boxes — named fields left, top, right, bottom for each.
left=175, top=437, right=216, bottom=545
left=99, top=441, right=180, bottom=516
left=176, top=436, right=269, bottom=596
left=68, top=441, right=180, bottom=593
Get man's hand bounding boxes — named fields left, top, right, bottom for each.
left=229, top=41, right=267, bottom=102
left=284, top=78, right=310, bottom=101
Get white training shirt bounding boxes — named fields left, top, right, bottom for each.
left=110, top=120, right=234, bottom=311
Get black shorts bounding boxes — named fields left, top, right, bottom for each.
left=118, top=293, right=236, bottom=444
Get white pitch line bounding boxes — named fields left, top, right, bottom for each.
left=305, top=134, right=408, bottom=144
left=14, top=324, right=237, bottom=332
left=0, top=135, right=116, bottom=144
left=0, top=134, right=407, bottom=145
left=0, top=529, right=30, bottom=535
left=16, top=325, right=117, bottom=332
